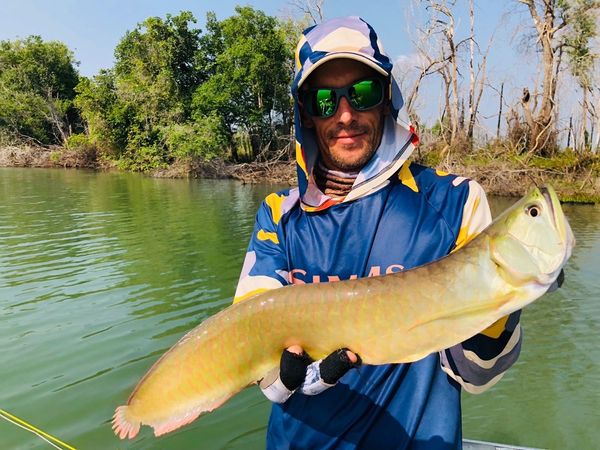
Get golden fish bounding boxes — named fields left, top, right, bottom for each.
left=113, top=185, right=574, bottom=439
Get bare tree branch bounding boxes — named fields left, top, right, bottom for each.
left=288, top=0, right=325, bottom=24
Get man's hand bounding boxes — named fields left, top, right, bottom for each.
left=259, top=345, right=361, bottom=403
left=319, top=347, right=361, bottom=384
left=279, top=345, right=313, bottom=391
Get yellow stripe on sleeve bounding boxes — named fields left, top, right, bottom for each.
left=452, top=198, right=480, bottom=252
left=257, top=229, right=279, bottom=244
left=480, top=315, right=510, bottom=339
left=265, top=193, right=286, bottom=225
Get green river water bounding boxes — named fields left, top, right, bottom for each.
left=1, top=167, right=598, bottom=450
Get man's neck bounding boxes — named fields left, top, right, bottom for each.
left=314, top=161, right=358, bottom=200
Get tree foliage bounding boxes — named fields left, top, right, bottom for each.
left=515, top=0, right=599, bottom=154
left=114, top=11, right=202, bottom=120
left=75, top=70, right=131, bottom=155
left=2, top=3, right=599, bottom=170
left=562, top=0, right=599, bottom=150
left=108, top=11, right=203, bottom=169
left=0, top=36, right=80, bottom=145
left=72, top=8, right=294, bottom=170
left=563, top=0, right=598, bottom=88
left=192, top=6, right=292, bottom=160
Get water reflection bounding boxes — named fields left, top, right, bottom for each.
left=0, top=168, right=598, bottom=449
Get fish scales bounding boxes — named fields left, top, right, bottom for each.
left=113, top=185, right=574, bottom=439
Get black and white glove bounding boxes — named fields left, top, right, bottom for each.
left=259, top=347, right=361, bottom=403
left=303, top=348, right=362, bottom=395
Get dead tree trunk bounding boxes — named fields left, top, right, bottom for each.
left=424, top=0, right=465, bottom=145
left=517, top=0, right=566, bottom=155
left=497, top=82, right=504, bottom=138
left=468, top=0, right=475, bottom=140
left=592, top=88, right=600, bottom=153
left=580, top=86, right=589, bottom=151
left=404, top=15, right=455, bottom=134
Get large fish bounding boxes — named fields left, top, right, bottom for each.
left=113, top=185, right=574, bottom=439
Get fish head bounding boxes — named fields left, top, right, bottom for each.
left=489, top=185, right=575, bottom=290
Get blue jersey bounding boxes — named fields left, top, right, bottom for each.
left=234, top=163, right=522, bottom=449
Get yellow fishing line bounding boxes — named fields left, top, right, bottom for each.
left=1, top=413, right=63, bottom=450
left=0, top=408, right=77, bottom=450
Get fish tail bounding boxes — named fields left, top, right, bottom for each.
left=112, top=405, right=140, bottom=440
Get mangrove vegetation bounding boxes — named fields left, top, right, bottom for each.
left=0, top=1, right=599, bottom=201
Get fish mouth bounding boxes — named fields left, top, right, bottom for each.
left=540, top=186, right=559, bottom=228
left=538, top=185, right=575, bottom=271
left=540, top=186, right=555, bottom=224
left=539, top=185, right=564, bottom=241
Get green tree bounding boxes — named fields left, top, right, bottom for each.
left=74, top=8, right=297, bottom=170
left=114, top=11, right=202, bottom=118
left=192, top=7, right=292, bottom=161
left=562, top=0, right=598, bottom=150
left=160, top=113, right=229, bottom=160
left=75, top=11, right=204, bottom=170
left=114, top=11, right=202, bottom=169
left=0, top=36, right=80, bottom=145
left=74, top=70, right=133, bottom=157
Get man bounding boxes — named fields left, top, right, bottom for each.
left=234, top=17, right=522, bottom=449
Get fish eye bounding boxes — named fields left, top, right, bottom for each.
left=526, top=204, right=542, bottom=218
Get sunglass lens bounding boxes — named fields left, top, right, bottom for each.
left=313, top=89, right=336, bottom=117
left=350, top=80, right=383, bottom=110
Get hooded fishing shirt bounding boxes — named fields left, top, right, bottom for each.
left=234, top=16, right=522, bottom=450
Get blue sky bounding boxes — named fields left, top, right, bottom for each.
left=0, top=1, right=545, bottom=133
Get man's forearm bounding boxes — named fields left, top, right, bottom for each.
left=440, top=311, right=522, bottom=394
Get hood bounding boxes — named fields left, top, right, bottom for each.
left=292, top=16, right=418, bottom=211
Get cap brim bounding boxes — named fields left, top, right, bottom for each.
left=297, top=52, right=389, bottom=89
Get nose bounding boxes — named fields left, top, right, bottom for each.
left=335, top=96, right=357, bottom=124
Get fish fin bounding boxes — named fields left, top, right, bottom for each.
left=112, top=405, right=141, bottom=440
left=150, top=394, right=234, bottom=437
left=152, top=410, right=202, bottom=437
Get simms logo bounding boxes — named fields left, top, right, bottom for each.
left=289, top=264, right=405, bottom=284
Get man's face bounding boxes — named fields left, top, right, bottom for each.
left=302, top=59, right=388, bottom=172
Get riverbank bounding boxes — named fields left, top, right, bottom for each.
left=1, top=144, right=598, bottom=203
left=0, top=144, right=101, bottom=170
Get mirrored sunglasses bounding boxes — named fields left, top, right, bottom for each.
left=302, top=78, right=386, bottom=118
